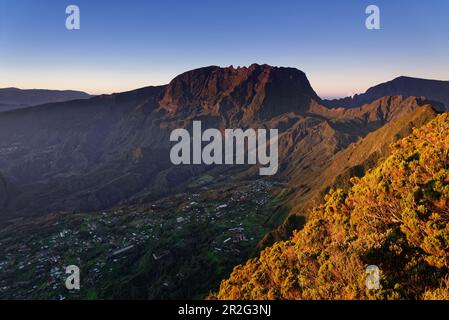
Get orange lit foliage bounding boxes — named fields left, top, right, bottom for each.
left=211, top=113, right=449, bottom=300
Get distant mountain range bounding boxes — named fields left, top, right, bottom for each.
left=0, top=87, right=91, bottom=112
left=324, top=76, right=449, bottom=109
left=0, top=173, right=13, bottom=210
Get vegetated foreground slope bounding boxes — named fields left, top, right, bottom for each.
left=211, top=113, right=449, bottom=300
left=261, top=104, right=440, bottom=247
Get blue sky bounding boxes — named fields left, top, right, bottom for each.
left=0, top=0, right=448, bottom=97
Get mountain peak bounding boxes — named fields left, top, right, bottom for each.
left=159, top=64, right=320, bottom=123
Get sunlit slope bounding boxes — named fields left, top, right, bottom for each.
left=261, top=104, right=439, bottom=246
left=212, top=113, right=449, bottom=300
left=290, top=104, right=439, bottom=214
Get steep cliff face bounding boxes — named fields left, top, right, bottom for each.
left=259, top=99, right=440, bottom=247
left=160, top=64, right=320, bottom=125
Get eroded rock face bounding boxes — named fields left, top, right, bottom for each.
left=159, top=64, right=320, bottom=125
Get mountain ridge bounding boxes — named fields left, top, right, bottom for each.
left=0, top=64, right=448, bottom=300
left=324, top=76, right=449, bottom=109
left=260, top=102, right=441, bottom=247
left=0, top=87, right=92, bottom=112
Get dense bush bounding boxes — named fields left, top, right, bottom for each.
left=211, top=113, right=449, bottom=300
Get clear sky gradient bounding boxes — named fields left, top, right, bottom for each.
left=1, top=0, right=448, bottom=97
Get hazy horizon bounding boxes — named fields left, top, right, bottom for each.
left=2, top=66, right=449, bottom=100
left=1, top=0, right=449, bottom=97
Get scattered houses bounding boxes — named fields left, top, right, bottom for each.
left=0, top=180, right=276, bottom=299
